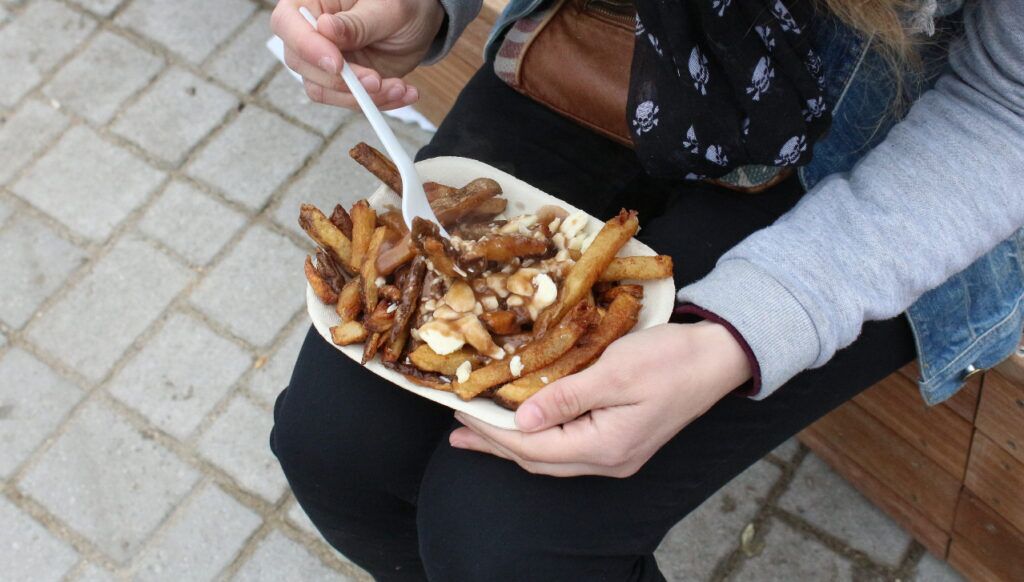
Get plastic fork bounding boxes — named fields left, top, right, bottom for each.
left=299, top=7, right=448, bottom=236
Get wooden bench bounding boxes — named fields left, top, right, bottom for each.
left=406, top=9, right=1024, bottom=579
left=800, top=346, right=1024, bottom=581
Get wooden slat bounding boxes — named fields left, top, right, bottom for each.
left=949, top=491, right=1024, bottom=582
left=994, top=339, right=1024, bottom=385
left=944, top=375, right=982, bottom=424
left=799, top=426, right=950, bottom=557
left=896, top=361, right=981, bottom=423
left=799, top=401, right=962, bottom=528
left=854, top=372, right=972, bottom=479
left=964, top=431, right=1024, bottom=535
left=976, top=370, right=1024, bottom=466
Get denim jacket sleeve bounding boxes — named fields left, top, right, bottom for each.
left=678, top=0, right=1024, bottom=397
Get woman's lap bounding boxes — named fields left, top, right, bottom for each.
left=272, top=65, right=917, bottom=581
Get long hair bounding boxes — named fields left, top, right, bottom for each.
left=819, top=0, right=924, bottom=109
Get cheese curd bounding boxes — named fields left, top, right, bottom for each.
left=417, top=320, right=466, bottom=355
left=509, top=355, right=524, bottom=377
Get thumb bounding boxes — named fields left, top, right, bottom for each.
left=515, top=364, right=616, bottom=432
left=319, top=2, right=394, bottom=51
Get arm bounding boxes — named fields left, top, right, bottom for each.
left=678, top=0, right=1024, bottom=396
left=423, top=0, right=484, bottom=64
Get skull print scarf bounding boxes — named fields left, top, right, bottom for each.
left=628, top=0, right=830, bottom=180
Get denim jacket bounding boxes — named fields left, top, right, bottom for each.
left=483, top=0, right=1024, bottom=404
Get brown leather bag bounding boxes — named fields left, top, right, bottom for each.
left=500, top=0, right=636, bottom=147
left=494, top=0, right=790, bottom=191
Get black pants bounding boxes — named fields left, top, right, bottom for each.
left=271, top=65, right=916, bottom=582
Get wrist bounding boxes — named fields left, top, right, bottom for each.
left=688, top=321, right=753, bottom=393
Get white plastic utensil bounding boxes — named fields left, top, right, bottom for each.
left=298, top=7, right=447, bottom=236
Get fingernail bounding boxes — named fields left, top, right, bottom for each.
left=516, top=403, right=543, bottom=431
left=405, top=86, right=418, bottom=103
left=449, top=438, right=465, bottom=449
left=386, top=85, right=403, bottom=101
left=318, top=57, right=336, bottom=74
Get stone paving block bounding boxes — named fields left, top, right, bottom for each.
left=205, top=12, right=277, bottom=94
left=132, top=483, right=262, bottom=581
left=233, top=530, right=351, bottom=582
left=0, top=195, right=12, bottom=226
left=248, top=319, right=308, bottom=406
left=0, top=212, right=87, bottom=328
left=0, top=0, right=96, bottom=107
left=107, top=313, right=252, bottom=441
left=138, top=180, right=247, bottom=265
left=779, top=453, right=912, bottom=566
left=272, top=124, right=394, bottom=238
left=74, top=563, right=118, bottom=582
left=656, top=460, right=781, bottom=581
left=116, top=0, right=255, bottom=64
left=68, top=0, right=127, bottom=17
left=912, top=552, right=965, bottom=582
left=44, top=32, right=163, bottom=125
left=0, top=100, right=69, bottom=185
left=733, top=519, right=852, bottom=581
left=287, top=499, right=320, bottom=537
left=197, top=395, right=287, bottom=502
left=187, top=106, right=321, bottom=211
left=18, top=400, right=200, bottom=564
left=0, top=348, right=83, bottom=478
left=112, top=68, right=238, bottom=166
left=26, top=235, right=192, bottom=381
left=12, top=126, right=165, bottom=240
left=261, top=67, right=352, bottom=135
left=0, top=496, right=79, bottom=582
left=769, top=437, right=801, bottom=463
left=190, top=225, right=306, bottom=347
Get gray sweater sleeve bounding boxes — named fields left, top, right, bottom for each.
left=677, top=0, right=1024, bottom=397
left=421, top=0, right=484, bottom=65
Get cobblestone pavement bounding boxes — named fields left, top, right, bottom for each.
left=0, top=1, right=968, bottom=580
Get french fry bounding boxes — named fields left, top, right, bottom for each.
left=479, top=310, right=522, bottom=335
left=534, top=209, right=638, bottom=334
left=433, top=178, right=502, bottom=225
left=461, top=234, right=551, bottom=263
left=424, top=181, right=456, bottom=202
left=304, top=256, right=339, bottom=304
left=377, top=209, right=409, bottom=235
left=599, top=256, right=674, bottom=282
left=336, top=278, right=362, bottom=322
left=314, top=248, right=345, bottom=294
left=349, top=142, right=402, bottom=194
left=493, top=294, right=641, bottom=410
left=412, top=218, right=460, bottom=277
left=360, top=227, right=389, bottom=313
left=299, top=204, right=353, bottom=270
left=464, top=198, right=508, bottom=223
left=362, top=331, right=384, bottom=364
left=454, top=301, right=596, bottom=400
left=382, top=360, right=453, bottom=391
left=331, top=321, right=368, bottom=346
left=408, top=345, right=482, bottom=375
left=349, top=200, right=377, bottom=271
left=376, top=232, right=415, bottom=276
left=599, top=284, right=644, bottom=304
left=382, top=256, right=426, bottom=362
left=364, top=301, right=396, bottom=333
left=329, top=204, right=354, bottom=238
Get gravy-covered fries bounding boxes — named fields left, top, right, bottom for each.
left=299, top=143, right=675, bottom=411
